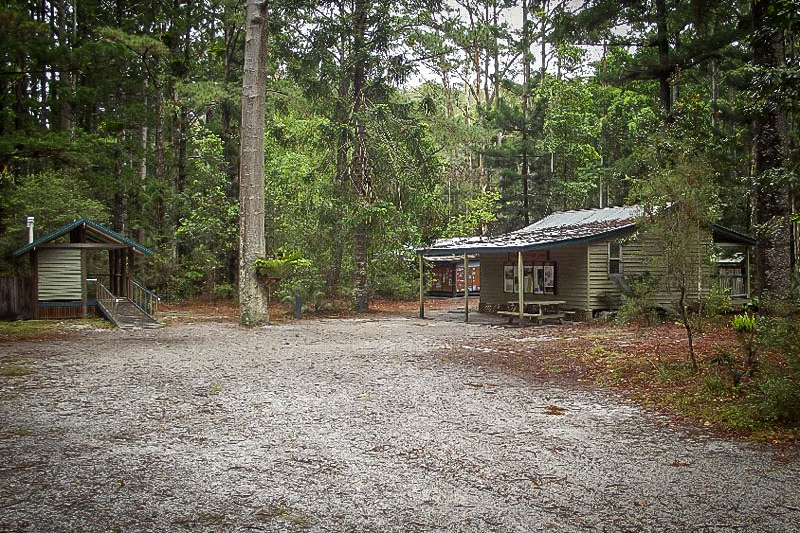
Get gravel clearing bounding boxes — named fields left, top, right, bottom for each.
left=1, top=316, right=799, bottom=532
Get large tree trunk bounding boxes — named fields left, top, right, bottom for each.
left=521, top=0, right=531, bottom=225
left=326, top=66, right=351, bottom=298
left=238, top=0, right=270, bottom=325
left=752, top=0, right=792, bottom=304
left=655, top=0, right=672, bottom=115
left=350, top=0, right=370, bottom=312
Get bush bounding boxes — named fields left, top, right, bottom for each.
left=757, top=316, right=800, bottom=368
left=370, top=252, right=418, bottom=300
left=732, top=312, right=758, bottom=366
left=758, top=376, right=800, bottom=425
left=213, top=283, right=236, bottom=301
left=700, top=287, right=733, bottom=318
left=616, top=272, right=660, bottom=326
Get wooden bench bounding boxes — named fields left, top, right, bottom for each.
left=497, top=310, right=565, bottom=325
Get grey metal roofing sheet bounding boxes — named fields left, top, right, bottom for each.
left=12, top=217, right=153, bottom=257
left=419, top=216, right=637, bottom=255
left=517, top=205, right=642, bottom=232
left=418, top=205, right=755, bottom=256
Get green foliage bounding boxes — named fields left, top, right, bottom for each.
left=254, top=251, right=309, bottom=281
left=732, top=311, right=757, bottom=334
left=615, top=272, right=661, bottom=326
left=757, top=376, right=800, bottom=425
left=700, top=287, right=733, bottom=318
left=441, top=189, right=500, bottom=237
left=732, top=311, right=758, bottom=366
left=0, top=170, right=110, bottom=274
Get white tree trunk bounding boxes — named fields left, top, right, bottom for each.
left=238, top=0, right=269, bottom=325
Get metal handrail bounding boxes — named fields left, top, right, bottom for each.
left=94, top=281, right=122, bottom=327
left=127, top=279, right=159, bottom=319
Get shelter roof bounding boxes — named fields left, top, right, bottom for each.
left=12, top=218, right=153, bottom=257
left=419, top=205, right=756, bottom=256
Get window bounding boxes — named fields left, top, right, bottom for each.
left=608, top=242, right=622, bottom=275
left=504, top=262, right=556, bottom=294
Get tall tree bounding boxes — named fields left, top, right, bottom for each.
left=238, top=0, right=269, bottom=325
left=750, top=0, right=793, bottom=304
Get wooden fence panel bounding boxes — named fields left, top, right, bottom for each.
left=0, top=276, right=35, bottom=320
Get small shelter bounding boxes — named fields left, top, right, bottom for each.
left=426, top=254, right=480, bottom=297
left=12, top=217, right=155, bottom=322
left=417, top=206, right=756, bottom=322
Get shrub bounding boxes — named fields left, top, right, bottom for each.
left=758, top=376, right=800, bottom=425
left=616, top=272, right=660, bottom=326
left=757, top=316, right=800, bottom=369
left=700, top=287, right=733, bottom=318
left=732, top=312, right=758, bottom=366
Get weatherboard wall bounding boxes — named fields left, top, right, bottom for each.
left=37, top=248, right=82, bottom=301
left=478, top=243, right=589, bottom=311
left=587, top=231, right=715, bottom=310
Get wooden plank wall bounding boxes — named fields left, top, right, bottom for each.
left=478, top=243, right=588, bottom=312
left=588, top=232, right=715, bottom=311
left=0, top=276, right=35, bottom=320
left=38, top=248, right=82, bottom=300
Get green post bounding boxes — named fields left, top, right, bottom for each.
left=464, top=253, right=469, bottom=323
left=418, top=254, right=424, bottom=319
left=518, top=251, right=524, bottom=325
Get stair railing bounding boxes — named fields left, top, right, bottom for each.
left=94, top=280, right=122, bottom=327
left=127, top=279, right=159, bottom=319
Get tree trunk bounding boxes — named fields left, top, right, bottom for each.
left=655, top=0, right=672, bottom=115
left=752, top=0, right=792, bottom=305
left=238, top=0, right=270, bottom=326
left=326, top=65, right=351, bottom=298
left=521, top=0, right=531, bottom=225
left=678, top=286, right=698, bottom=372
left=351, top=0, right=370, bottom=312
left=711, top=59, right=719, bottom=132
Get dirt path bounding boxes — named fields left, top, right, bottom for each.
left=1, top=317, right=798, bottom=532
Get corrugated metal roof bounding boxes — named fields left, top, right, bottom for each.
left=419, top=206, right=638, bottom=256
left=517, top=205, right=642, bottom=232
left=419, top=205, right=756, bottom=256
left=12, top=217, right=153, bottom=257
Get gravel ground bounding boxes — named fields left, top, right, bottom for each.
left=1, top=315, right=798, bottom=532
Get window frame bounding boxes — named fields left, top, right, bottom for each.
left=608, top=241, right=623, bottom=276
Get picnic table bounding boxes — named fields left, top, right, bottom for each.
left=497, top=299, right=567, bottom=325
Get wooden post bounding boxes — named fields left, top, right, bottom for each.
left=746, top=245, right=751, bottom=299
left=451, top=263, right=456, bottom=297
left=127, top=247, right=135, bottom=297
left=109, top=249, right=117, bottom=295
left=418, top=254, right=425, bottom=319
left=464, top=253, right=469, bottom=322
left=81, top=249, right=87, bottom=318
left=31, top=250, right=38, bottom=319
left=518, top=251, right=524, bottom=325
left=586, top=244, right=592, bottom=317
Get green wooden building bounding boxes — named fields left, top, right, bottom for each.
left=12, top=217, right=157, bottom=326
left=418, top=206, right=756, bottom=321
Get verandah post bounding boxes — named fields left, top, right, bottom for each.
left=464, top=253, right=469, bottom=323
left=746, top=246, right=751, bottom=299
left=518, top=251, right=524, bottom=324
left=81, top=249, right=87, bottom=318
left=418, top=254, right=425, bottom=319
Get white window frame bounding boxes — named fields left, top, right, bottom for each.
left=608, top=241, right=622, bottom=275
